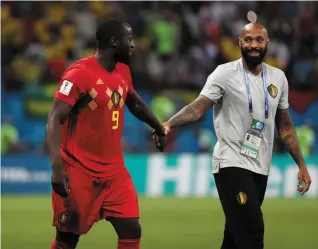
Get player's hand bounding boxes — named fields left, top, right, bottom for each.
left=152, top=123, right=168, bottom=152
left=297, top=166, right=311, bottom=195
left=51, top=165, right=70, bottom=198
left=152, top=132, right=165, bottom=152
left=162, top=122, right=171, bottom=135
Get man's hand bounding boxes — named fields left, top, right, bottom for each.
left=297, top=166, right=312, bottom=195
left=152, top=131, right=166, bottom=152
left=51, top=164, right=70, bottom=198
left=152, top=123, right=169, bottom=152
left=162, top=122, right=171, bottom=135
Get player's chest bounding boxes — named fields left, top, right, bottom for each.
left=87, top=73, right=129, bottom=111
left=227, top=74, right=281, bottom=110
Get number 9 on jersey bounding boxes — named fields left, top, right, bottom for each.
left=112, top=110, right=119, bottom=129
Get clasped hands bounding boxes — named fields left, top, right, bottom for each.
left=152, top=122, right=171, bottom=152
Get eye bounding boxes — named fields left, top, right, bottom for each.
left=244, top=37, right=252, bottom=43
left=257, top=37, right=264, bottom=42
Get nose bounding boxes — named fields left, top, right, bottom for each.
left=251, top=39, right=258, bottom=49
left=131, top=40, right=135, bottom=49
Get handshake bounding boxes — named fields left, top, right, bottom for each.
left=152, top=122, right=171, bottom=152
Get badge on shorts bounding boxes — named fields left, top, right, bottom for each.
left=237, top=192, right=247, bottom=205
left=267, top=84, right=278, bottom=98
left=240, top=119, right=264, bottom=159
left=58, top=212, right=69, bottom=224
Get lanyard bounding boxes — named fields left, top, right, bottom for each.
left=243, top=63, right=269, bottom=119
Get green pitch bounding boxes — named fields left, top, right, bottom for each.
left=2, top=196, right=318, bottom=249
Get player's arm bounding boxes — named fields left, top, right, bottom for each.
left=47, top=75, right=83, bottom=168
left=166, top=95, right=214, bottom=129
left=46, top=99, right=73, bottom=169
left=126, top=91, right=165, bottom=136
left=46, top=70, right=86, bottom=197
left=275, top=73, right=311, bottom=194
left=46, top=99, right=73, bottom=198
left=119, top=63, right=165, bottom=135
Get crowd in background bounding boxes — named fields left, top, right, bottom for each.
left=1, top=1, right=317, bottom=155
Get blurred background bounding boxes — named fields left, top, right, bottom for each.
left=1, top=1, right=318, bottom=249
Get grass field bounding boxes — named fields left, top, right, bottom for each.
left=2, top=196, right=318, bottom=249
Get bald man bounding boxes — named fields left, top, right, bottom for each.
left=153, top=22, right=312, bottom=249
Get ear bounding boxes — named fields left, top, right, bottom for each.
left=238, top=37, right=242, bottom=48
left=267, top=38, right=270, bottom=46
left=111, top=37, right=117, bottom=48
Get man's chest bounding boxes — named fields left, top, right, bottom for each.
left=86, top=72, right=129, bottom=112
left=226, top=74, right=282, bottom=113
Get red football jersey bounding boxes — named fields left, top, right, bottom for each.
left=55, top=56, right=134, bottom=176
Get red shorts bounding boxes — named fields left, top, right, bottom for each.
left=52, top=163, right=139, bottom=235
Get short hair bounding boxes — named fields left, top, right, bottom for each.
left=96, top=18, right=124, bottom=49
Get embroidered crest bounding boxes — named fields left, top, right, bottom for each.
left=237, top=192, right=247, bottom=205
left=111, top=91, right=121, bottom=107
left=58, top=212, right=69, bottom=224
left=267, top=84, right=278, bottom=98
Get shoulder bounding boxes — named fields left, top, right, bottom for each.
left=218, top=59, right=241, bottom=72
left=264, top=63, right=286, bottom=79
left=264, top=63, right=288, bottom=88
left=208, top=59, right=241, bottom=81
left=62, top=57, right=95, bottom=79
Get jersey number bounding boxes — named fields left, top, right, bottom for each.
left=112, top=111, right=119, bottom=129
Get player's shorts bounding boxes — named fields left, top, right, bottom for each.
left=52, top=162, right=139, bottom=235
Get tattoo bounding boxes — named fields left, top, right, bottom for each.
left=168, top=96, right=213, bottom=129
left=126, top=92, right=164, bottom=135
left=168, top=103, right=201, bottom=128
left=275, top=108, right=305, bottom=167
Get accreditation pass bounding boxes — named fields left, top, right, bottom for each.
left=240, top=130, right=262, bottom=159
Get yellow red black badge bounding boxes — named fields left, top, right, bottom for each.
left=267, top=84, right=278, bottom=99
left=237, top=192, right=247, bottom=205
left=111, top=91, right=121, bottom=107
left=58, top=212, right=69, bottom=225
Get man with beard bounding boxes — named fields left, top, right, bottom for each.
left=46, top=19, right=165, bottom=249
left=153, top=21, right=312, bottom=249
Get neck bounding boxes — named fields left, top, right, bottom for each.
left=242, top=58, right=262, bottom=76
left=94, top=49, right=117, bottom=72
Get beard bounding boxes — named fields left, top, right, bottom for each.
left=115, top=50, right=131, bottom=65
left=241, top=46, right=267, bottom=68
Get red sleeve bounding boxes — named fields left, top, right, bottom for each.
left=55, top=68, right=88, bottom=106
left=117, top=63, right=134, bottom=93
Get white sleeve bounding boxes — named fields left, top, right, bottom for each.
left=278, top=73, right=289, bottom=109
left=200, top=66, right=227, bottom=104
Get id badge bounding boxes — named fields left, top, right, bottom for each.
left=240, top=119, right=264, bottom=159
